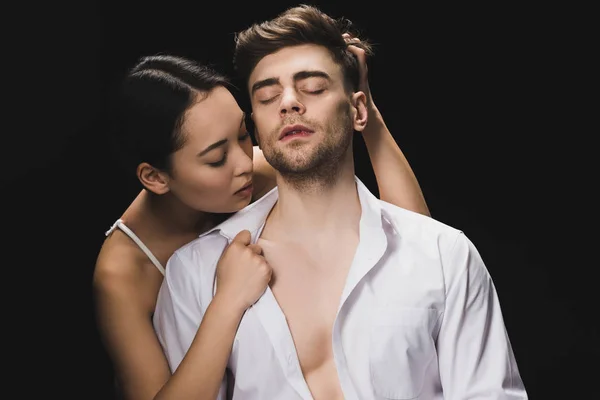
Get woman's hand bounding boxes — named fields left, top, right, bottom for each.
left=214, top=230, right=272, bottom=314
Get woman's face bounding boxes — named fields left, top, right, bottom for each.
left=167, top=86, right=254, bottom=213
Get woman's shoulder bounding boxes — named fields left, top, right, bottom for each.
left=93, top=228, right=159, bottom=296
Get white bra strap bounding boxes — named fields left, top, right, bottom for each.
left=106, top=219, right=166, bottom=276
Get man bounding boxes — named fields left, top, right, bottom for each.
left=154, top=5, right=527, bottom=399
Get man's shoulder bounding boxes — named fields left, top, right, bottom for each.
left=162, top=232, right=226, bottom=299
left=376, top=200, right=473, bottom=282
left=169, top=231, right=225, bottom=269
left=166, top=231, right=226, bottom=275
left=378, top=199, right=462, bottom=240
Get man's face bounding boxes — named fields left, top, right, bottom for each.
left=248, top=44, right=359, bottom=175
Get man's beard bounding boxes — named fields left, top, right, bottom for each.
left=261, top=106, right=353, bottom=192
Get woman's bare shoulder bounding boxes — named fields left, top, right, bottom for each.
left=93, top=231, right=155, bottom=293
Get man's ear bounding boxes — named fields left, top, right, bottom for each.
left=136, top=162, right=170, bottom=195
left=351, top=91, right=368, bottom=132
left=251, top=112, right=261, bottom=148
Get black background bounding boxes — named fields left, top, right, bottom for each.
left=5, top=1, right=594, bottom=398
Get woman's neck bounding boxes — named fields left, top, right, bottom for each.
left=122, top=189, right=214, bottom=236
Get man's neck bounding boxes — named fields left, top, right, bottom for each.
left=267, top=157, right=361, bottom=240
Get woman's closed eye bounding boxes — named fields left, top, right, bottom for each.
left=208, top=153, right=227, bottom=167
left=208, top=133, right=249, bottom=167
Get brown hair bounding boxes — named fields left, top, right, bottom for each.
left=233, top=4, right=373, bottom=93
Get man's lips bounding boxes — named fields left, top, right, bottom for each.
left=279, top=124, right=314, bottom=140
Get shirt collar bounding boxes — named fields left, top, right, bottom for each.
left=200, top=176, right=386, bottom=241
left=199, top=185, right=279, bottom=242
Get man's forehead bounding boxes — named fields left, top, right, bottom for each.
left=250, top=44, right=339, bottom=82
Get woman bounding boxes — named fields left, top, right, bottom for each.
left=93, top=39, right=429, bottom=400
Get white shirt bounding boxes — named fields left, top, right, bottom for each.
left=153, top=177, right=527, bottom=400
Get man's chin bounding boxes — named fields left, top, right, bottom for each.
left=277, top=157, right=327, bottom=175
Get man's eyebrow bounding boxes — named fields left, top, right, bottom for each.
left=251, top=78, right=279, bottom=96
left=293, top=70, right=331, bottom=82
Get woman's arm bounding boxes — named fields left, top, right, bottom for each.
left=94, top=231, right=269, bottom=400
left=152, top=230, right=270, bottom=400
left=93, top=253, right=171, bottom=400
left=150, top=295, right=243, bottom=400
left=346, top=35, right=430, bottom=216
left=360, top=106, right=430, bottom=216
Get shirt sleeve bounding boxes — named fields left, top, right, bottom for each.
left=152, top=251, right=228, bottom=399
left=437, top=232, right=528, bottom=399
